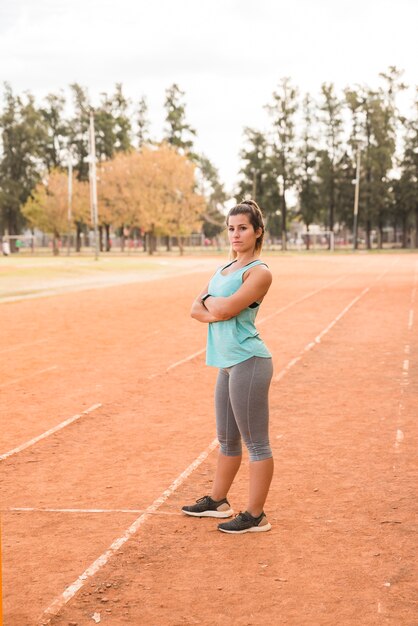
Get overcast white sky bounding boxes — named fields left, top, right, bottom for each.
left=0, top=0, right=417, bottom=192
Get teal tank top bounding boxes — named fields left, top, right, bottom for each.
left=206, top=259, right=272, bottom=368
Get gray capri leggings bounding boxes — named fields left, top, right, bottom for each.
left=215, top=356, right=273, bottom=462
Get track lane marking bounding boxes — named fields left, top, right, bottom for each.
left=274, top=287, right=370, bottom=382
left=39, top=438, right=219, bottom=625
left=274, top=262, right=397, bottom=383
left=394, top=260, right=417, bottom=452
left=0, top=365, right=58, bottom=389
left=0, top=403, right=102, bottom=461
left=37, top=265, right=396, bottom=623
left=5, top=508, right=180, bottom=516
left=34, top=261, right=397, bottom=622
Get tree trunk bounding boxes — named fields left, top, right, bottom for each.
left=147, top=225, right=156, bottom=255
left=329, top=173, right=335, bottom=250
left=6, top=216, right=17, bottom=252
left=377, top=218, right=384, bottom=249
left=402, top=215, right=408, bottom=249
left=76, top=223, right=82, bottom=252
left=281, top=193, right=287, bottom=251
left=99, top=226, right=104, bottom=252
left=166, top=235, right=171, bottom=252
left=415, top=206, right=418, bottom=248
left=105, top=224, right=111, bottom=251
left=178, top=236, right=184, bottom=256
left=366, top=219, right=372, bottom=250
left=52, top=233, right=60, bottom=256
left=306, top=224, right=310, bottom=251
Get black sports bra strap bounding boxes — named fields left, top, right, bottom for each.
left=221, top=260, right=238, bottom=271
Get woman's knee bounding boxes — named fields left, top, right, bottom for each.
left=245, top=441, right=272, bottom=462
left=218, top=437, right=242, bottom=457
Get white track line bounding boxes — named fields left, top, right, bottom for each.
left=163, top=276, right=345, bottom=375
left=165, top=348, right=205, bottom=372
left=274, top=263, right=396, bottom=383
left=394, top=260, right=417, bottom=452
left=37, top=263, right=395, bottom=623
left=0, top=403, right=102, bottom=461
left=0, top=365, right=58, bottom=389
left=274, top=287, right=370, bottom=382
left=0, top=338, right=48, bottom=354
left=39, top=438, right=219, bottom=625
left=257, top=276, right=345, bottom=325
left=6, top=507, right=180, bottom=516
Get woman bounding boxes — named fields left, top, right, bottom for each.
left=182, top=200, right=274, bottom=534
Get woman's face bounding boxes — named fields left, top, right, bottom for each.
left=227, top=213, right=261, bottom=254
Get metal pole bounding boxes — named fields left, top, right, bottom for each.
left=89, top=111, right=99, bottom=260
left=353, top=149, right=361, bottom=251
left=67, top=159, right=72, bottom=256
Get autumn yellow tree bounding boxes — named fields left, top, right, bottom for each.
left=97, top=143, right=205, bottom=254
left=137, top=143, right=205, bottom=254
left=22, top=168, right=89, bottom=254
left=98, top=150, right=144, bottom=250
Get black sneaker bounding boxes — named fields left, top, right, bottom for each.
left=181, top=495, right=233, bottom=518
left=218, top=510, right=271, bottom=533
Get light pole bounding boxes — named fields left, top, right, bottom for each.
left=88, top=110, right=99, bottom=261
left=353, top=148, right=361, bottom=251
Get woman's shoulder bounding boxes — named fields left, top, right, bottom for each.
left=244, top=260, right=272, bottom=283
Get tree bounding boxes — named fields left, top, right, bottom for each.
left=398, top=89, right=418, bottom=247
left=163, top=84, right=196, bottom=157
left=39, top=92, right=69, bottom=172
left=266, top=77, right=299, bottom=249
left=0, top=84, right=48, bottom=247
left=318, top=83, right=344, bottom=239
left=196, top=154, right=226, bottom=239
left=137, top=143, right=205, bottom=254
left=346, top=87, right=396, bottom=248
left=236, top=127, right=279, bottom=238
left=22, top=168, right=89, bottom=254
left=297, top=94, right=320, bottom=248
left=98, top=150, right=143, bottom=250
left=97, top=144, right=205, bottom=254
left=95, top=83, right=132, bottom=161
left=137, top=95, right=150, bottom=148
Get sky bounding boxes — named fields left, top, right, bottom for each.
left=0, top=0, right=417, bottom=193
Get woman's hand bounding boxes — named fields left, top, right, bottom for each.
left=190, top=298, right=222, bottom=323
left=190, top=284, right=223, bottom=323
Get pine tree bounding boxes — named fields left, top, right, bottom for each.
left=297, top=94, right=320, bottom=248
left=95, top=83, right=132, bottom=161
left=265, top=78, right=298, bottom=249
left=163, top=84, right=196, bottom=156
left=237, top=127, right=280, bottom=237
left=39, top=92, right=69, bottom=172
left=318, top=83, right=344, bottom=240
left=196, top=154, right=226, bottom=239
left=137, top=95, right=150, bottom=148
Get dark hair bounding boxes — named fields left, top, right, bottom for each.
left=226, top=199, right=265, bottom=257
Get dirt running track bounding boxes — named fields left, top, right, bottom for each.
left=1, top=254, right=417, bottom=626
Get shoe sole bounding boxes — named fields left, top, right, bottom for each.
left=182, top=509, right=234, bottom=518
left=218, top=522, right=272, bottom=534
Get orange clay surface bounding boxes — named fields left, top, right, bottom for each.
left=1, top=253, right=417, bottom=626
